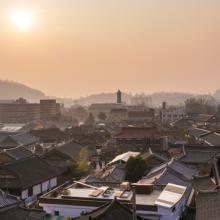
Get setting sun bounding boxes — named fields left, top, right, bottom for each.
left=11, top=9, right=33, bottom=30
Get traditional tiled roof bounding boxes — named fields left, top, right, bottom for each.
left=4, top=146, right=33, bottom=160
left=55, top=140, right=84, bottom=161
left=115, top=127, right=160, bottom=139
left=75, top=199, right=144, bottom=220
left=0, top=190, right=18, bottom=208
left=0, top=207, right=46, bottom=220
left=101, top=163, right=126, bottom=183
left=191, top=114, right=220, bottom=123
left=188, top=127, right=220, bottom=146
left=77, top=132, right=106, bottom=145
left=84, top=163, right=126, bottom=184
left=196, top=191, right=220, bottom=220
left=12, top=133, right=38, bottom=146
left=139, top=159, right=196, bottom=198
left=0, top=157, right=61, bottom=189
left=145, top=159, right=196, bottom=181
left=192, top=176, right=216, bottom=192
left=171, top=118, right=192, bottom=128
left=0, top=133, right=37, bottom=149
left=188, top=128, right=210, bottom=138
left=30, top=127, right=66, bottom=142
left=201, top=132, right=220, bottom=146
left=0, top=133, right=8, bottom=142
left=180, top=146, right=220, bottom=164
left=141, top=148, right=167, bottom=165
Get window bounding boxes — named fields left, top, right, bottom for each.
left=54, top=211, right=59, bottom=216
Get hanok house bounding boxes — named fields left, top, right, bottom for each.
left=188, top=114, right=220, bottom=127
left=141, top=147, right=167, bottom=169
left=0, top=146, right=33, bottom=165
left=114, top=127, right=161, bottom=149
left=193, top=152, right=220, bottom=220
left=138, top=158, right=197, bottom=201
left=170, top=117, right=192, bottom=129
left=0, top=157, right=62, bottom=202
left=41, top=140, right=95, bottom=174
left=0, top=132, right=38, bottom=150
left=84, top=151, right=140, bottom=185
left=39, top=181, right=187, bottom=220
left=180, top=145, right=220, bottom=166
left=195, top=190, right=220, bottom=220
left=0, top=189, right=46, bottom=220
left=30, top=126, right=67, bottom=143
left=84, top=163, right=126, bottom=186
left=74, top=199, right=143, bottom=220
left=186, top=127, right=220, bottom=146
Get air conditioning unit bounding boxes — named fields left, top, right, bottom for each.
left=120, top=182, right=130, bottom=191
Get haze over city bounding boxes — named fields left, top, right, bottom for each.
left=0, top=0, right=220, bottom=98
left=2, top=1, right=220, bottom=220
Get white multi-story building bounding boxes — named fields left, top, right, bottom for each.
left=161, top=108, right=185, bottom=125
left=39, top=181, right=187, bottom=220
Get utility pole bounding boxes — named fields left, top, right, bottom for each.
left=132, top=186, right=137, bottom=220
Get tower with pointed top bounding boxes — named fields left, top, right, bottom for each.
left=117, top=90, right=122, bottom=104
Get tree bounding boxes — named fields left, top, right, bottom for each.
left=185, top=97, right=216, bottom=114
left=216, top=104, right=220, bottom=116
left=65, top=160, right=77, bottom=177
left=85, top=113, right=95, bottom=126
left=98, top=112, right=107, bottom=121
left=125, top=156, right=148, bottom=182
left=76, top=147, right=89, bottom=176
left=70, top=106, right=88, bottom=122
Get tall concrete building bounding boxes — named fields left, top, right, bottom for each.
left=40, top=99, right=59, bottom=121
left=0, top=98, right=60, bottom=123
left=0, top=98, right=40, bottom=123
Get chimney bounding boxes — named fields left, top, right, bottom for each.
left=162, top=102, right=167, bottom=110
left=117, top=90, right=122, bottom=104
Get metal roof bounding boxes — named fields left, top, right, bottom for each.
left=107, top=151, right=140, bottom=165
left=155, top=183, right=186, bottom=208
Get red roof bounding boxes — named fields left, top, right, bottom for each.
left=115, top=127, right=160, bottom=139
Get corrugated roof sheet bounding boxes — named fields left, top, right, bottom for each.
left=155, top=183, right=186, bottom=208
left=107, top=151, right=140, bottom=165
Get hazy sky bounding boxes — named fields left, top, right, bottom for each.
left=0, top=0, right=220, bottom=98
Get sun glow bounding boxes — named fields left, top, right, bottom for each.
left=11, top=9, right=33, bottom=30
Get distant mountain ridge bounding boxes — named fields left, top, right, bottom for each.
left=0, top=80, right=74, bottom=106
left=74, top=92, right=194, bottom=106
left=74, top=91, right=215, bottom=107
left=74, top=92, right=132, bottom=106
left=0, top=80, right=219, bottom=107
left=214, top=89, right=220, bottom=101
left=0, top=80, right=46, bottom=102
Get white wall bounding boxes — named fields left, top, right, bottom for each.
left=39, top=203, right=97, bottom=218
left=33, top=184, right=41, bottom=195
left=50, top=177, right=57, bottom=188
left=42, top=180, right=50, bottom=192
left=21, top=189, right=28, bottom=200
left=40, top=197, right=185, bottom=220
